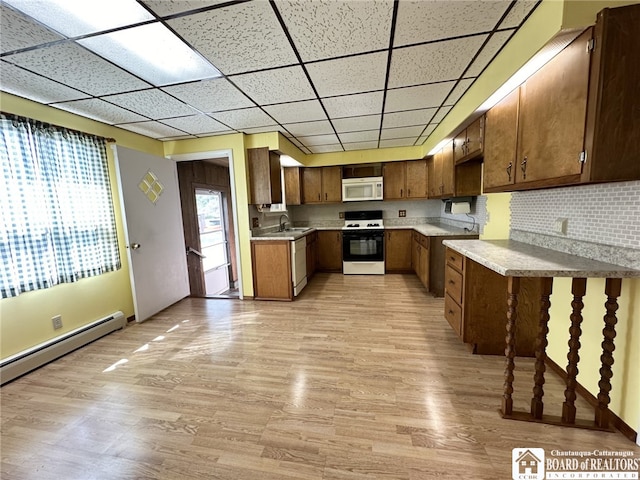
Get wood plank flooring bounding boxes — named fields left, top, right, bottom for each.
left=1, top=274, right=637, bottom=479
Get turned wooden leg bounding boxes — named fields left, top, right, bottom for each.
left=562, top=278, right=587, bottom=424
left=502, top=277, right=520, bottom=417
left=595, top=278, right=622, bottom=428
left=531, top=277, right=553, bottom=420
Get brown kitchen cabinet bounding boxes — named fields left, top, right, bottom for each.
left=385, top=229, right=412, bottom=272
left=444, top=247, right=537, bottom=355
left=411, top=231, right=430, bottom=289
left=284, top=167, right=302, bottom=205
left=483, top=4, right=640, bottom=192
left=428, top=143, right=455, bottom=199
left=302, top=166, right=342, bottom=203
left=305, top=231, right=318, bottom=279
left=251, top=240, right=292, bottom=301
left=248, top=147, right=282, bottom=205
left=384, top=160, right=428, bottom=200
left=317, top=230, right=342, bottom=272
left=453, top=115, right=484, bottom=164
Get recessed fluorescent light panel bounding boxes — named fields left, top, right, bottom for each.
left=79, top=23, right=222, bottom=86
left=427, top=138, right=452, bottom=156
left=4, top=0, right=154, bottom=37
left=279, top=155, right=303, bottom=167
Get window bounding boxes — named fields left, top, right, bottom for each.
left=0, top=114, right=120, bottom=298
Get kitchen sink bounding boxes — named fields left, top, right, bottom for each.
left=283, top=227, right=312, bottom=232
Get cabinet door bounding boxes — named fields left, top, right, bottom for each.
left=427, top=156, right=438, bottom=198
left=483, top=88, right=520, bottom=191
left=383, top=162, right=406, bottom=199
left=302, top=168, right=322, bottom=204
left=411, top=233, right=420, bottom=273
left=441, top=143, right=455, bottom=198
left=284, top=167, right=302, bottom=205
left=517, top=29, right=591, bottom=184
left=385, top=230, right=412, bottom=272
left=405, top=159, right=428, bottom=198
left=419, top=237, right=430, bottom=289
left=465, top=116, right=484, bottom=160
left=251, top=241, right=292, bottom=300
left=453, top=130, right=467, bottom=164
left=248, top=147, right=281, bottom=204
left=317, top=230, right=342, bottom=271
left=322, top=166, right=342, bottom=203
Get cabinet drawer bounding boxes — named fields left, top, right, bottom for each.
left=445, top=265, right=463, bottom=304
left=444, top=293, right=462, bottom=337
left=420, top=235, right=429, bottom=249
left=446, top=248, right=464, bottom=271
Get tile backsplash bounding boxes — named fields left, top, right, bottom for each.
left=511, top=180, right=640, bottom=249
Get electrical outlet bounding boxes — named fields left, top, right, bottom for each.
left=399, top=210, right=406, bottom=217
left=555, top=218, right=568, bottom=235
left=485, top=211, right=490, bottom=222
left=339, top=212, right=344, bottom=219
left=52, top=315, right=63, bottom=330
left=252, top=217, right=259, bottom=228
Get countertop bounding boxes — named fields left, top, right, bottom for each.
left=252, top=223, right=477, bottom=241
left=443, top=239, right=640, bottom=278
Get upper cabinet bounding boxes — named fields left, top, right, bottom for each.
left=428, top=143, right=455, bottom=199
left=483, top=4, right=640, bottom=193
left=284, top=167, right=302, bottom=206
left=383, top=159, right=428, bottom=200
left=248, top=147, right=282, bottom=205
left=302, top=166, right=342, bottom=203
left=453, top=116, right=484, bottom=164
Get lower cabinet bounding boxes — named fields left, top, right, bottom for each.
left=317, top=230, right=342, bottom=272
left=306, top=231, right=318, bottom=279
left=444, top=247, right=538, bottom=356
left=385, top=229, right=412, bottom=272
left=251, top=240, right=293, bottom=301
left=411, top=232, right=430, bottom=289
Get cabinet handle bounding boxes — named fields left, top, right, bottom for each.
left=521, top=156, right=527, bottom=180
left=400, top=188, right=403, bottom=197
left=449, top=256, right=456, bottom=261
left=448, top=310, right=454, bottom=315
left=448, top=280, right=455, bottom=285
left=318, top=193, right=321, bottom=201
left=506, top=161, right=513, bottom=181
left=407, top=188, right=410, bottom=196
left=325, top=192, right=328, bottom=201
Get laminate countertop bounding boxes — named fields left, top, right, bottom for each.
left=443, top=239, right=640, bottom=278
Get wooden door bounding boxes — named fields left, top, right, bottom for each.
left=483, top=88, right=520, bottom=191
left=317, top=230, right=342, bottom=271
left=465, top=116, right=484, bottom=160
left=441, top=143, right=455, bottom=198
left=284, top=167, right=301, bottom=205
left=427, top=156, right=438, bottom=198
left=321, top=166, right=342, bottom=203
left=385, top=229, right=412, bottom=272
left=453, top=130, right=467, bottom=164
left=517, top=29, right=591, bottom=184
left=302, top=168, right=322, bottom=204
left=405, top=159, right=428, bottom=198
left=383, top=162, right=406, bottom=199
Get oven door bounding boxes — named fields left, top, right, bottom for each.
left=342, top=230, right=384, bottom=262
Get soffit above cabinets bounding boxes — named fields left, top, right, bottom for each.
left=0, top=0, right=541, bottom=154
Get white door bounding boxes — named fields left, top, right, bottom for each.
left=113, top=146, right=189, bottom=322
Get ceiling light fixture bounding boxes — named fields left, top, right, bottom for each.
left=279, top=155, right=303, bottom=167
left=427, top=138, right=452, bottom=156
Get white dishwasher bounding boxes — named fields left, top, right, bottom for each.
left=291, top=237, right=307, bottom=296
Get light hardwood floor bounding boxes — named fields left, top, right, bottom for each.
left=1, top=274, right=637, bottom=479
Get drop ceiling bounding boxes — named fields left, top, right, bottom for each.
left=0, top=0, right=540, bottom=154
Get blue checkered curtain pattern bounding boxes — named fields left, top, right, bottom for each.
left=0, top=114, right=121, bottom=298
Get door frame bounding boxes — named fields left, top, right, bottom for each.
left=168, top=149, right=244, bottom=300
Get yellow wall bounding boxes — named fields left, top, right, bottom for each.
left=481, top=192, right=640, bottom=434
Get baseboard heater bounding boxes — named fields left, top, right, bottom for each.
left=0, top=311, right=126, bottom=386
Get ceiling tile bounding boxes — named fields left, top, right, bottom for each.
left=379, top=137, right=417, bottom=148
left=380, top=125, right=425, bottom=140
left=0, top=4, right=63, bottom=54
left=417, top=124, right=438, bottom=144
left=158, top=135, right=197, bottom=141
left=296, top=133, right=340, bottom=147
left=306, top=52, right=388, bottom=97
left=5, top=42, right=151, bottom=96
left=168, top=2, right=298, bottom=75
left=52, top=98, right=147, bottom=124
left=382, top=109, right=437, bottom=129
left=332, top=114, right=381, bottom=133
left=242, top=125, right=287, bottom=135
left=431, top=106, right=452, bottom=123
left=162, top=78, right=254, bottom=113
left=343, top=141, right=379, bottom=151
left=117, top=121, right=188, bottom=139
left=277, top=0, right=393, bottom=61
left=466, top=30, right=515, bottom=77
left=0, top=61, right=88, bottom=104
left=389, top=35, right=487, bottom=88
left=211, top=107, right=276, bottom=130
left=500, top=0, right=540, bottom=29
left=283, top=120, right=334, bottom=137
left=445, top=78, right=475, bottom=105
left=338, top=130, right=379, bottom=144
left=230, top=66, right=315, bottom=105
left=323, top=92, right=384, bottom=118
left=263, top=100, right=327, bottom=124
left=142, top=0, right=228, bottom=17
left=309, top=144, right=344, bottom=154
left=161, top=115, right=230, bottom=135
left=385, top=81, right=456, bottom=112
left=394, top=1, right=509, bottom=47
left=103, top=89, right=198, bottom=119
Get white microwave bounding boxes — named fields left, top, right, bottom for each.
left=342, top=176, right=384, bottom=202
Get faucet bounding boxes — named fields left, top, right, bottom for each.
left=279, top=214, right=290, bottom=232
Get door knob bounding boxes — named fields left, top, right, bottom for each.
left=128, top=243, right=141, bottom=250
